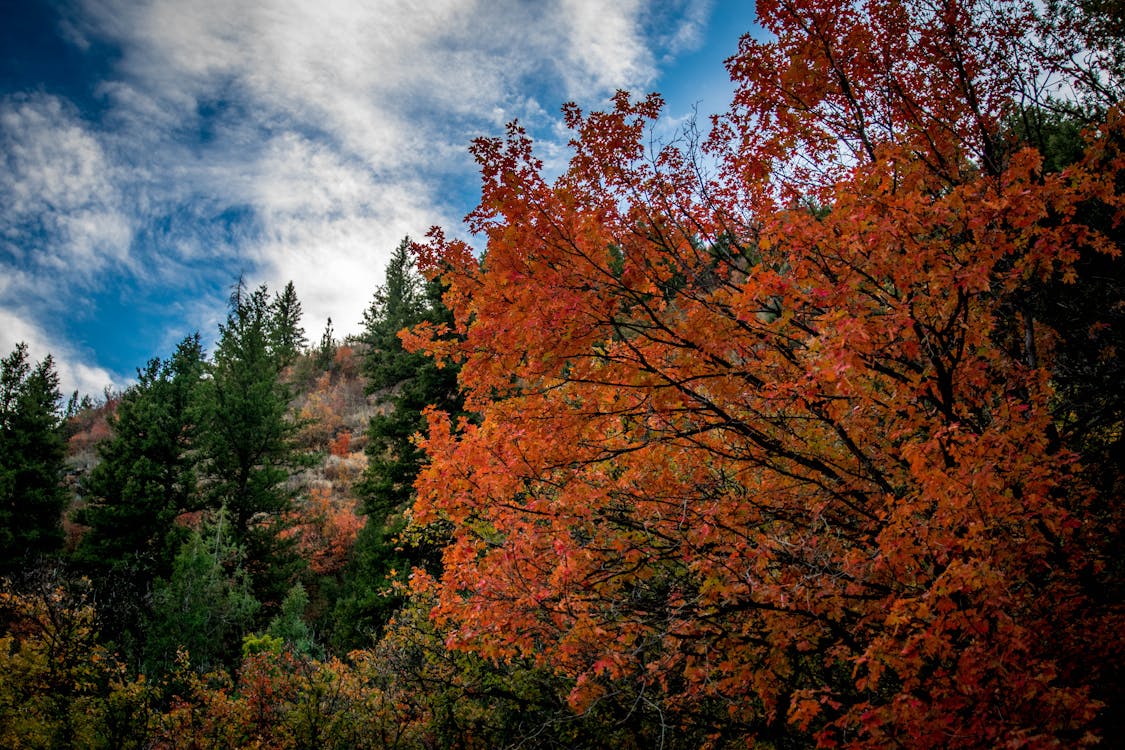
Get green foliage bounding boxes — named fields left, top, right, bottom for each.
left=1048, top=0, right=1125, bottom=96
left=201, top=281, right=294, bottom=526
left=331, top=240, right=464, bottom=648
left=0, top=343, right=66, bottom=571
left=271, top=281, right=309, bottom=365
left=63, top=390, right=94, bottom=422
left=241, top=632, right=284, bottom=657
left=197, top=280, right=308, bottom=606
left=316, top=317, right=336, bottom=370
left=360, top=238, right=422, bottom=388
left=73, top=335, right=205, bottom=665
left=1000, top=113, right=1125, bottom=645
left=146, top=512, right=260, bottom=674
left=328, top=515, right=407, bottom=649
left=357, top=239, right=463, bottom=519
left=74, top=334, right=204, bottom=576
left=266, top=582, right=318, bottom=657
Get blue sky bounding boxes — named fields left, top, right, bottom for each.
left=1, top=0, right=760, bottom=398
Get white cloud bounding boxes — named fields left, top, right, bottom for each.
left=0, top=305, right=119, bottom=398
left=0, top=94, right=135, bottom=395
left=246, top=132, right=441, bottom=336
left=75, top=0, right=665, bottom=168
left=0, top=94, right=133, bottom=273
left=65, top=0, right=673, bottom=333
left=4, top=1, right=716, bottom=394
left=556, top=0, right=654, bottom=95
left=654, top=0, right=714, bottom=59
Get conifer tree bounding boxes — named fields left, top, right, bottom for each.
left=198, top=280, right=306, bottom=607
left=73, top=334, right=205, bottom=660
left=315, top=317, right=336, bottom=370
left=0, top=343, right=66, bottom=571
left=360, top=238, right=421, bottom=389
left=76, top=334, right=204, bottom=574
left=270, top=280, right=308, bottom=365
left=145, top=510, right=260, bottom=673
left=332, top=239, right=463, bottom=646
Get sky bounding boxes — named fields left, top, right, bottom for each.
left=1, top=0, right=760, bottom=398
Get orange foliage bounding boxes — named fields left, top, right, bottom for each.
left=65, top=399, right=116, bottom=457
left=297, top=374, right=344, bottom=449
left=284, top=487, right=364, bottom=576
left=329, top=430, right=351, bottom=457
left=295, top=367, right=368, bottom=452
left=150, top=648, right=430, bottom=750
left=332, top=344, right=358, bottom=379
left=407, top=1, right=1124, bottom=746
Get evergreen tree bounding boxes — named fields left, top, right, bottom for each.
left=62, top=391, right=93, bottom=422
left=76, top=335, right=204, bottom=573
left=0, top=344, right=66, bottom=571
left=145, top=510, right=260, bottom=673
left=266, top=581, right=317, bottom=656
left=1009, top=109, right=1125, bottom=477
left=360, top=237, right=421, bottom=387
left=315, top=317, right=336, bottom=370
left=270, top=280, right=308, bottom=365
left=72, top=335, right=205, bottom=661
left=198, top=280, right=306, bottom=607
left=331, top=240, right=464, bottom=647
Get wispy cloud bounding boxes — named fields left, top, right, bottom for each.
left=0, top=94, right=132, bottom=273
left=1, top=0, right=715, bottom=396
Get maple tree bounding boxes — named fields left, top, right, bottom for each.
left=408, top=0, right=1125, bottom=746
left=3, top=3, right=1123, bottom=747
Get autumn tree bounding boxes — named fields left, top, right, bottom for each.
left=408, top=0, right=1125, bottom=746
left=0, top=573, right=154, bottom=749
left=0, top=343, right=66, bottom=570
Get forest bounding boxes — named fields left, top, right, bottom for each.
left=1, top=0, right=1124, bottom=747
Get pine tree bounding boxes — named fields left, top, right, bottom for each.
left=266, top=582, right=317, bottom=656
left=270, top=281, right=308, bottom=365
left=0, top=344, right=66, bottom=571
left=360, top=238, right=421, bottom=388
left=198, top=280, right=307, bottom=607
left=145, top=510, right=260, bottom=673
left=331, top=240, right=463, bottom=647
left=315, top=317, right=336, bottom=370
left=72, top=335, right=205, bottom=660
left=76, top=335, right=204, bottom=574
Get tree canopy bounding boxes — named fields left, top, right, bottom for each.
left=406, top=0, right=1125, bottom=745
